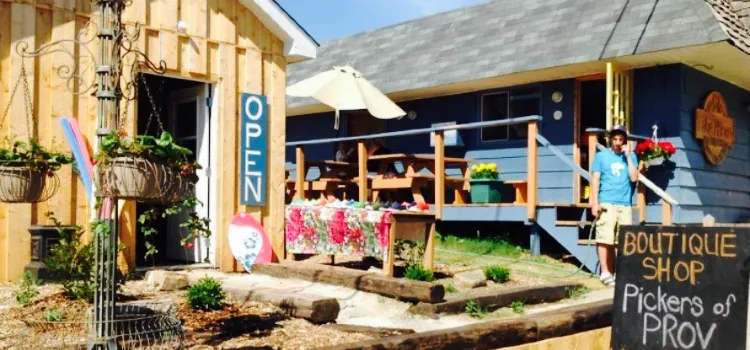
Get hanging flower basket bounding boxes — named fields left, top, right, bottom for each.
left=95, top=131, right=198, bottom=203
left=0, top=139, right=72, bottom=203
left=98, top=156, right=163, bottom=201
left=634, top=138, right=676, bottom=168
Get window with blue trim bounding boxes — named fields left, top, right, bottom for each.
left=480, top=87, right=540, bottom=142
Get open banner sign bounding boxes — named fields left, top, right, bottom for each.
left=239, top=93, right=268, bottom=206
left=612, top=225, right=750, bottom=350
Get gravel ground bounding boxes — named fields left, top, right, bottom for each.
left=0, top=280, right=372, bottom=350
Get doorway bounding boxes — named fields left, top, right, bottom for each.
left=577, top=79, right=607, bottom=202
left=135, top=74, right=212, bottom=267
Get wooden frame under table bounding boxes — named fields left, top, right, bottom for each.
left=369, top=153, right=471, bottom=203
left=287, top=161, right=358, bottom=200
left=385, top=211, right=436, bottom=276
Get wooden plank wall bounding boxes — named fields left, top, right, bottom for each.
left=0, top=0, right=288, bottom=281
left=499, top=327, right=612, bottom=350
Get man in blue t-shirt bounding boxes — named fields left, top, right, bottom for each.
left=591, top=125, right=639, bottom=287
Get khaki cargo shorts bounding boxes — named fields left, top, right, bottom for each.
left=595, top=203, right=632, bottom=246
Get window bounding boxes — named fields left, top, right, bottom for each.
left=480, top=87, right=540, bottom=142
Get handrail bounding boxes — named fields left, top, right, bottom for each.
left=286, top=115, right=543, bottom=147
left=584, top=127, right=650, bottom=141
left=594, top=143, right=679, bottom=206
left=535, top=133, right=592, bottom=182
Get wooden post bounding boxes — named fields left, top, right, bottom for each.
left=358, top=141, right=368, bottom=201
left=295, top=146, right=305, bottom=199
left=527, top=121, right=538, bottom=222
left=662, top=202, right=673, bottom=226
left=637, top=163, right=646, bottom=224
left=434, top=130, right=445, bottom=220
left=587, top=132, right=598, bottom=206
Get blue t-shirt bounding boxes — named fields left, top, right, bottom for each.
left=592, top=149, right=638, bottom=206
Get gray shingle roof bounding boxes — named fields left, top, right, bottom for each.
left=287, top=0, right=743, bottom=110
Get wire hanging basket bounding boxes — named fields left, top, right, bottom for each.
left=97, top=156, right=165, bottom=202
left=0, top=166, right=60, bottom=203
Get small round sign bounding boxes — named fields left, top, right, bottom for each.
left=228, top=212, right=273, bottom=273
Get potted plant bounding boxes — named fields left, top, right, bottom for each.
left=469, top=162, right=502, bottom=204
left=0, top=137, right=73, bottom=203
left=634, top=138, right=676, bottom=167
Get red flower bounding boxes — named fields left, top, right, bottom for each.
left=659, top=141, right=676, bottom=155
left=349, top=228, right=363, bottom=242
left=285, top=207, right=303, bottom=242
left=328, top=210, right=348, bottom=245
left=186, top=242, right=194, bottom=249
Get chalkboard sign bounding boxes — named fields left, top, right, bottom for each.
left=612, top=226, right=750, bottom=350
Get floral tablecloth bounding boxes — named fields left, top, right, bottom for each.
left=285, top=205, right=393, bottom=261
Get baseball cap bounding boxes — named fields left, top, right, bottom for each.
left=608, top=125, right=628, bottom=138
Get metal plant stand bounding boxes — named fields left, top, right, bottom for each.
left=14, top=1, right=180, bottom=348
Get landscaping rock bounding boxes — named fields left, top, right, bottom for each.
left=454, top=270, right=487, bottom=288
left=146, top=270, right=189, bottom=291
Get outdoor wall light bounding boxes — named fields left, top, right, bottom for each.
left=553, top=110, right=563, bottom=120
left=551, top=91, right=563, bottom=103
left=407, top=111, right=418, bottom=120
left=177, top=20, right=188, bottom=33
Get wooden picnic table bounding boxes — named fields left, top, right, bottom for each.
left=368, top=153, right=472, bottom=203
left=287, top=160, right=358, bottom=200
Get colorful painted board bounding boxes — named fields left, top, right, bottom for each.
left=228, top=213, right=273, bottom=273
left=59, top=117, right=93, bottom=198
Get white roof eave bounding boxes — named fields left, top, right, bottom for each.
left=239, top=0, right=318, bottom=62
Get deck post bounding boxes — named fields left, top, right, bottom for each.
left=358, top=141, right=368, bottom=201
left=530, top=224, right=541, bottom=256
left=434, top=130, right=445, bottom=220
left=295, top=146, right=306, bottom=199
left=527, top=121, right=539, bottom=221
left=637, top=162, right=646, bottom=224
left=661, top=201, right=673, bottom=226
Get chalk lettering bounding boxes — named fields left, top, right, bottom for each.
left=623, top=283, right=639, bottom=313
left=678, top=322, right=697, bottom=349
left=721, top=233, right=736, bottom=257
left=689, top=234, right=704, bottom=256
left=664, top=232, right=677, bottom=254
left=663, top=313, right=679, bottom=348
left=667, top=295, right=680, bottom=313
left=624, top=231, right=637, bottom=255
left=697, top=323, right=717, bottom=349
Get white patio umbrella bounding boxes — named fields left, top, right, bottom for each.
left=286, top=65, right=406, bottom=129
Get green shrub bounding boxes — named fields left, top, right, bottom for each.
left=44, top=309, right=64, bottom=322
left=483, top=265, right=510, bottom=283
left=43, top=212, right=124, bottom=301
left=404, top=265, right=434, bottom=282
left=186, top=277, right=225, bottom=311
left=13, top=272, right=39, bottom=306
left=510, top=301, right=525, bottom=314
left=444, top=282, right=458, bottom=294
left=566, top=285, right=591, bottom=299
left=465, top=300, right=488, bottom=319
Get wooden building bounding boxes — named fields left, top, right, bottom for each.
left=285, top=0, right=750, bottom=272
left=0, top=0, right=317, bottom=282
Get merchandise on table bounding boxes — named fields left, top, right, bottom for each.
left=288, top=198, right=431, bottom=212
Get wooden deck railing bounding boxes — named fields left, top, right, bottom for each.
left=286, top=115, right=543, bottom=221
left=584, top=128, right=678, bottom=225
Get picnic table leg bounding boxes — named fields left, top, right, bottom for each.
left=383, top=219, right=396, bottom=277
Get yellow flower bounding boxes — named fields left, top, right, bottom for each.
left=471, top=164, right=478, bottom=171
left=488, top=163, right=497, bottom=171
left=478, top=164, right=487, bottom=172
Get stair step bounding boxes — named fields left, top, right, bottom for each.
left=539, top=202, right=592, bottom=208
left=556, top=220, right=593, bottom=227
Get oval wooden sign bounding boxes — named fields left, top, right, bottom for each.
left=228, top=212, right=273, bottom=273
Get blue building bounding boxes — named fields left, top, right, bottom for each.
left=284, top=0, right=750, bottom=272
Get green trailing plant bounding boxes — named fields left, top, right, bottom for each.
left=465, top=300, right=488, bottom=319
left=0, top=136, right=73, bottom=172
left=444, top=282, right=458, bottom=294
left=483, top=265, right=511, bottom=283
left=510, top=301, right=525, bottom=314
left=97, top=131, right=211, bottom=260
left=186, top=277, right=225, bottom=311
left=404, top=264, right=434, bottom=282
left=13, top=271, right=39, bottom=306
left=44, top=212, right=124, bottom=301
left=44, top=309, right=64, bottom=322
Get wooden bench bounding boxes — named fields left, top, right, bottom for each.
left=504, top=180, right=528, bottom=204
